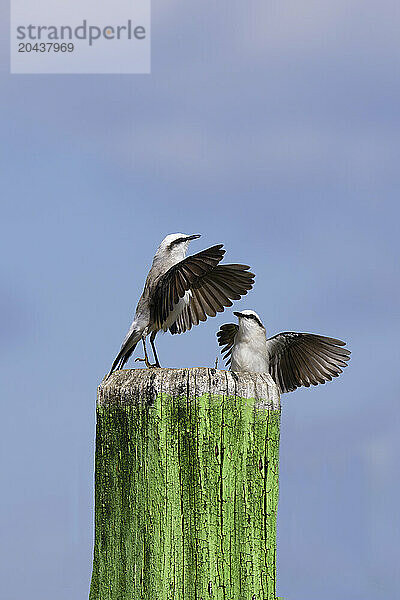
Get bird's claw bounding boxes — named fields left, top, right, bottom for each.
left=135, top=357, right=159, bottom=368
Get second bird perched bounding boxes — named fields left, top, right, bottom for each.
left=107, top=234, right=254, bottom=378
left=217, top=310, right=350, bottom=393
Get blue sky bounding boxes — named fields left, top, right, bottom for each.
left=1, top=1, right=399, bottom=598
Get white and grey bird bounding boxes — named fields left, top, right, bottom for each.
left=107, top=234, right=255, bottom=378
left=217, top=310, right=350, bottom=393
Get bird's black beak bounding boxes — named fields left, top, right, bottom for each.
left=187, top=234, right=201, bottom=241
left=233, top=311, right=242, bottom=318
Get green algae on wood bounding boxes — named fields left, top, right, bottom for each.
left=90, top=368, right=281, bottom=600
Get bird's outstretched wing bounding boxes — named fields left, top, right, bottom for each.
left=216, top=323, right=239, bottom=366
left=170, top=264, right=254, bottom=334
left=266, top=332, right=351, bottom=393
left=151, top=245, right=226, bottom=329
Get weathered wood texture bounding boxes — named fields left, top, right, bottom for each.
left=90, top=368, right=282, bottom=600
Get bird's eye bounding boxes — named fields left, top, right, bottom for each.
left=169, top=237, right=186, bottom=248
left=245, top=314, right=263, bottom=327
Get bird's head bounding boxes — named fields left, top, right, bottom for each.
left=156, top=233, right=201, bottom=261
left=233, top=309, right=265, bottom=333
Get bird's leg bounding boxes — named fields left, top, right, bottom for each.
left=150, top=331, right=161, bottom=368
left=135, top=337, right=156, bottom=368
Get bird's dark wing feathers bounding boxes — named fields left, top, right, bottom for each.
left=151, top=245, right=225, bottom=329
left=266, top=332, right=351, bottom=393
left=170, top=264, right=254, bottom=334
left=216, top=323, right=239, bottom=366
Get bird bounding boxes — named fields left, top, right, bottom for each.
left=217, top=310, right=350, bottom=393
left=107, top=234, right=255, bottom=378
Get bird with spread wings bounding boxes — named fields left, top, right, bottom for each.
left=107, top=234, right=255, bottom=378
left=217, top=310, right=350, bottom=393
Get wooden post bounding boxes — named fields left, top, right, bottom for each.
left=89, top=367, right=282, bottom=600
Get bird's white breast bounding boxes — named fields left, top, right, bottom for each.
left=231, top=329, right=269, bottom=373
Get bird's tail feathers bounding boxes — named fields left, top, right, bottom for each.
left=105, top=327, right=142, bottom=380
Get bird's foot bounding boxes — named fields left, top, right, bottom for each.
left=135, top=357, right=160, bottom=368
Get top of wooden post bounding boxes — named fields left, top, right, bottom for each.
left=99, top=367, right=280, bottom=410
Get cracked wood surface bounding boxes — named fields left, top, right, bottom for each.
left=90, top=368, right=282, bottom=600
